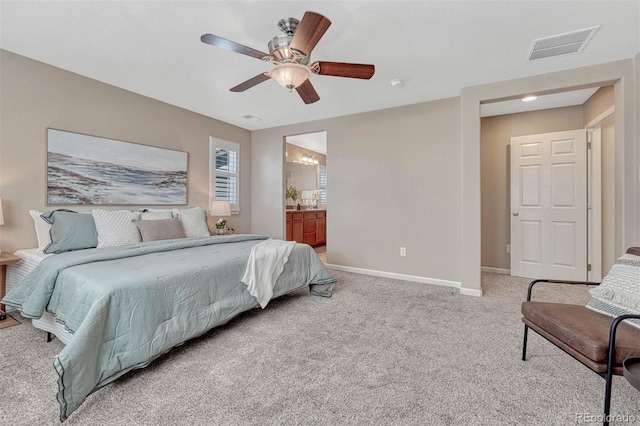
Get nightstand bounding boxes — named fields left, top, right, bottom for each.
left=0, top=252, right=21, bottom=329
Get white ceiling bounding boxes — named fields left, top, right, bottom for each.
left=286, top=131, right=327, bottom=155
left=480, top=87, right=600, bottom=117
left=1, top=1, right=638, bottom=131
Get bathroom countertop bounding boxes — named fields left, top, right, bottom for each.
left=286, top=208, right=326, bottom=212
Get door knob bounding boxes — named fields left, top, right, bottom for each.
left=513, top=212, right=519, bottom=216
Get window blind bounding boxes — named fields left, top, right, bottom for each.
left=209, top=138, right=240, bottom=213
left=319, top=166, right=327, bottom=205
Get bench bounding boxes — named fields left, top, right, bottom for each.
left=521, top=248, right=640, bottom=426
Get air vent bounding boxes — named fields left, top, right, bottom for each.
left=527, top=26, right=599, bottom=61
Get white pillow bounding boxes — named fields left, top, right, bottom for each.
left=93, top=209, right=142, bottom=247
left=140, top=210, right=173, bottom=220
left=29, top=210, right=52, bottom=251
left=172, top=207, right=210, bottom=238
left=587, top=253, right=640, bottom=329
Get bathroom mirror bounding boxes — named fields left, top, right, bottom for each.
left=285, top=139, right=326, bottom=209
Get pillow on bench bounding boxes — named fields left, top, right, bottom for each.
left=586, top=253, right=640, bottom=329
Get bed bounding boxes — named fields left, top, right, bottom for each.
left=3, top=230, right=335, bottom=421
left=4, top=248, right=74, bottom=343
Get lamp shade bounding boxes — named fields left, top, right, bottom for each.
left=210, top=200, right=231, bottom=217
left=0, top=198, right=4, bottom=226
left=268, top=64, right=311, bottom=90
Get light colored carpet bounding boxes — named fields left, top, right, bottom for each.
left=314, top=246, right=327, bottom=264
left=1, top=271, right=638, bottom=425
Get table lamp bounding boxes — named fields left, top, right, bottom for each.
left=210, top=200, right=231, bottom=234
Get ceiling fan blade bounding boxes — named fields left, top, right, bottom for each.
left=289, top=12, right=331, bottom=57
left=230, top=73, right=271, bottom=92
left=201, top=34, right=269, bottom=60
left=312, top=61, right=375, bottom=79
left=295, top=79, right=320, bottom=104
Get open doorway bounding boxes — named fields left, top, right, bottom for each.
left=284, top=131, right=328, bottom=263
left=480, top=86, right=616, bottom=282
left=460, top=61, right=634, bottom=296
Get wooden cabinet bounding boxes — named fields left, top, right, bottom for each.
left=303, top=212, right=317, bottom=246
left=316, top=211, right=326, bottom=245
left=291, top=212, right=303, bottom=244
left=286, top=214, right=292, bottom=241
left=286, top=210, right=325, bottom=247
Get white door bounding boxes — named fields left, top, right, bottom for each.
left=510, top=129, right=587, bottom=280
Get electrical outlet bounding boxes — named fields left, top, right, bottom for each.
left=400, top=247, right=406, bottom=257
left=507, top=244, right=511, bottom=253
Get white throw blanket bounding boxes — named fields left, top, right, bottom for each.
left=241, top=239, right=297, bottom=308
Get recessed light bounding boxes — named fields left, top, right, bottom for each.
left=243, top=114, right=262, bottom=121
left=390, top=79, right=403, bottom=87
left=522, top=96, right=538, bottom=102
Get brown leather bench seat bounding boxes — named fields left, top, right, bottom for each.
left=522, top=301, right=640, bottom=374
left=521, top=249, right=640, bottom=425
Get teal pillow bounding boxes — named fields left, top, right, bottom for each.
left=42, top=210, right=98, bottom=254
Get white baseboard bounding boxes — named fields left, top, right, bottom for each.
left=325, top=263, right=478, bottom=295
left=460, top=287, right=483, bottom=297
left=481, top=266, right=511, bottom=275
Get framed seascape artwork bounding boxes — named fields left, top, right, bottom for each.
left=47, top=129, right=188, bottom=205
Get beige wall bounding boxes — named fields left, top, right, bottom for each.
left=2, top=48, right=636, bottom=296
left=584, top=86, right=614, bottom=123
left=254, top=59, right=639, bottom=295
left=329, top=99, right=462, bottom=282
left=480, top=106, right=585, bottom=270
left=0, top=50, right=252, bottom=253
left=285, top=143, right=326, bottom=166
left=253, top=98, right=462, bottom=285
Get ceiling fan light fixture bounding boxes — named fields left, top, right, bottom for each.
left=268, top=63, right=311, bottom=91
left=268, top=34, right=295, bottom=61
left=201, top=11, right=373, bottom=104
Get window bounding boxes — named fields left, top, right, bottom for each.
left=209, top=138, right=240, bottom=213
left=319, top=165, right=327, bottom=206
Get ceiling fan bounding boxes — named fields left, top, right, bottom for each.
left=200, top=11, right=375, bottom=104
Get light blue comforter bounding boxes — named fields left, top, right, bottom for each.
left=2, top=234, right=336, bottom=421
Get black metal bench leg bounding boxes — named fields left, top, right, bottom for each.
left=603, top=368, right=613, bottom=426
left=600, top=314, right=640, bottom=426
left=522, top=324, right=529, bottom=361
left=47, top=332, right=53, bottom=342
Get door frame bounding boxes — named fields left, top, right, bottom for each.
left=587, top=127, right=602, bottom=281
left=507, top=124, right=609, bottom=281
left=586, top=105, right=615, bottom=281
left=462, top=60, right=635, bottom=295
